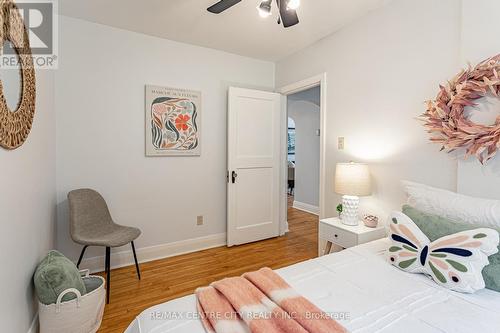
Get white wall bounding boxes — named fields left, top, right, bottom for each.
left=0, top=70, right=55, bottom=332
left=288, top=87, right=320, bottom=106
left=276, top=0, right=461, bottom=220
left=55, top=16, right=275, bottom=267
left=457, top=0, right=500, bottom=199
left=288, top=99, right=320, bottom=209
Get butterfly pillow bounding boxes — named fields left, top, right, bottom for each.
left=388, top=211, right=499, bottom=293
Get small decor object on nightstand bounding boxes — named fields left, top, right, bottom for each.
left=336, top=203, right=343, bottom=219
left=334, top=162, right=372, bottom=226
left=363, top=215, right=378, bottom=228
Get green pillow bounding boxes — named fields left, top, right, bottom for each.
left=403, top=205, right=500, bottom=292
left=34, top=250, right=87, bottom=305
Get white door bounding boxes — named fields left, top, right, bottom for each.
left=227, top=87, right=281, bottom=246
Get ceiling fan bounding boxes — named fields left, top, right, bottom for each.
left=207, top=0, right=300, bottom=28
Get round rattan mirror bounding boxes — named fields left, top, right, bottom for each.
left=0, top=0, right=36, bottom=149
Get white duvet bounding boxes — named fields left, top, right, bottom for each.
left=125, top=239, right=500, bottom=333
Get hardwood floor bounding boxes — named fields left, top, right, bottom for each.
left=97, top=196, right=318, bottom=333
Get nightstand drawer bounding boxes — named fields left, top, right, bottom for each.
left=319, top=223, right=357, bottom=248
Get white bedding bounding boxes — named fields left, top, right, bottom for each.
left=125, top=239, right=500, bottom=333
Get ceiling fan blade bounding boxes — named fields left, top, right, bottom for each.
left=277, top=0, right=299, bottom=28
left=207, top=0, right=242, bottom=14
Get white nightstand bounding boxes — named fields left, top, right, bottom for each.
left=319, top=217, right=386, bottom=255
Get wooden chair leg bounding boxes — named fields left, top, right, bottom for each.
left=131, top=241, right=141, bottom=280
left=105, top=247, right=111, bottom=304
left=76, top=245, right=88, bottom=268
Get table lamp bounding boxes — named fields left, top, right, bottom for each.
left=334, top=162, right=371, bottom=226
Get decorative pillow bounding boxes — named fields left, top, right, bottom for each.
left=34, top=250, right=87, bottom=305
left=402, top=180, right=500, bottom=229
left=403, top=205, right=500, bottom=292
left=388, top=211, right=499, bottom=293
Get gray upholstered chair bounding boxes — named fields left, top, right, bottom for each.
left=68, top=188, right=141, bottom=303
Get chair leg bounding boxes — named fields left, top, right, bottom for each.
left=105, top=247, right=111, bottom=304
left=131, top=241, right=141, bottom=280
left=76, top=245, right=88, bottom=269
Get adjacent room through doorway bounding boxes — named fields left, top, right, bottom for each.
left=286, top=86, right=321, bottom=217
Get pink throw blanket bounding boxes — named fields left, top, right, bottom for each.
left=196, top=267, right=347, bottom=333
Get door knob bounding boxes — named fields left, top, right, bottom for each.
left=231, top=171, right=238, bottom=183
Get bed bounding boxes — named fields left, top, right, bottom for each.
left=125, top=238, right=500, bottom=333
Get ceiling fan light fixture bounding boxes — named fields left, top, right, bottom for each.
left=286, top=0, right=300, bottom=10
left=258, top=0, right=272, bottom=18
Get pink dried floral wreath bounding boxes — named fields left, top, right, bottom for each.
left=422, top=55, right=500, bottom=164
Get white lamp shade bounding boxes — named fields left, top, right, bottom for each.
left=334, top=162, right=372, bottom=196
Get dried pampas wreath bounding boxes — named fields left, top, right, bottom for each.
left=422, top=55, right=500, bottom=164
left=0, top=0, right=36, bottom=149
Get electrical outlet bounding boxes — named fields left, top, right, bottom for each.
left=338, top=137, right=345, bottom=150
left=197, top=215, right=204, bottom=226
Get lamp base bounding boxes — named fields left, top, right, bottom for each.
left=341, top=195, right=359, bottom=226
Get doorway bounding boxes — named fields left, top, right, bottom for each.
left=226, top=75, right=326, bottom=246
left=279, top=74, right=327, bottom=232
left=286, top=87, right=321, bottom=215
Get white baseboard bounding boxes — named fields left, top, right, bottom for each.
left=293, top=200, right=319, bottom=215
left=80, top=233, right=227, bottom=273
left=27, top=313, right=38, bottom=333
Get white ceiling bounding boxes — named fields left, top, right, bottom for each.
left=59, top=0, right=392, bottom=61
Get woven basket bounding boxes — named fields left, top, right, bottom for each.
left=38, top=274, right=105, bottom=333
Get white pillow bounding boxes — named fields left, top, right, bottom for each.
left=402, top=181, right=500, bottom=229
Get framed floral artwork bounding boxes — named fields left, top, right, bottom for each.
left=145, top=85, right=201, bottom=156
